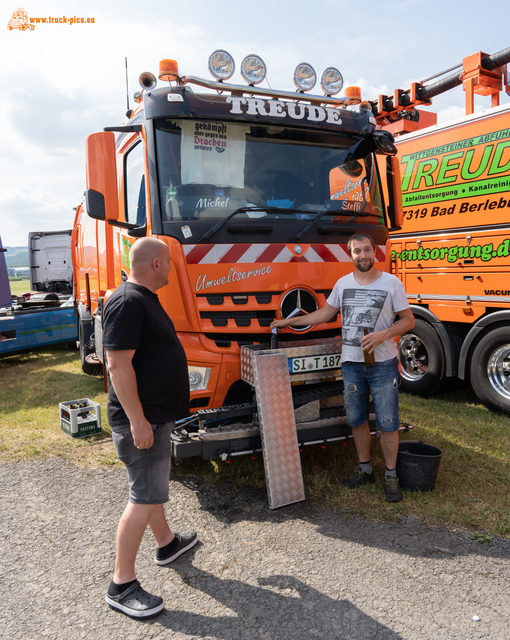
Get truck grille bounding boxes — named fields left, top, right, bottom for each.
left=197, top=290, right=333, bottom=333
left=205, top=327, right=340, bottom=349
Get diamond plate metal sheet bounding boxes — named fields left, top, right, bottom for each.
left=241, top=337, right=342, bottom=384
left=294, top=400, right=320, bottom=422
left=252, top=352, right=305, bottom=509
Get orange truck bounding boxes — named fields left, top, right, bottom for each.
left=372, top=47, right=510, bottom=414
left=72, top=51, right=403, bottom=459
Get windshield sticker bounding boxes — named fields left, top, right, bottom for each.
left=245, top=211, right=267, bottom=218
left=399, top=129, right=510, bottom=207
left=181, top=225, right=192, bottom=239
left=121, top=236, right=132, bottom=269
left=180, top=120, right=249, bottom=188
left=195, top=197, right=230, bottom=209
left=392, top=237, right=510, bottom=264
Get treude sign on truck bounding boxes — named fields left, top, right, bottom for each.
left=399, top=112, right=510, bottom=232
left=382, top=48, right=510, bottom=416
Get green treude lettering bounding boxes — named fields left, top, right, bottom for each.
left=436, top=152, right=463, bottom=185
left=488, top=140, right=510, bottom=176
left=461, top=146, right=493, bottom=180
left=411, top=158, right=439, bottom=190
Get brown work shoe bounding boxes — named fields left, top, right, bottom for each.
left=341, top=466, right=376, bottom=489
left=384, top=475, right=403, bottom=502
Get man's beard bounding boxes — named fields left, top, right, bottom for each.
left=355, top=258, right=374, bottom=272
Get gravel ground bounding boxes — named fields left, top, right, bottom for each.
left=1, top=457, right=509, bottom=640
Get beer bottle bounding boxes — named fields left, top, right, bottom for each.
left=270, top=327, right=278, bottom=350
left=363, top=327, right=375, bottom=367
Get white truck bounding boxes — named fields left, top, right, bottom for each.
left=29, top=230, right=73, bottom=295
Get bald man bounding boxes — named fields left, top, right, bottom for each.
left=103, top=238, right=197, bottom=619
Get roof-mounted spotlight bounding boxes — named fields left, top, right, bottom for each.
left=208, top=49, right=235, bottom=81
left=293, top=63, right=317, bottom=92
left=159, top=59, right=179, bottom=82
left=241, top=54, right=267, bottom=85
left=139, top=71, right=157, bottom=91
left=321, top=67, right=343, bottom=96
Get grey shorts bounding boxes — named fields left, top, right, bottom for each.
left=111, top=422, right=173, bottom=504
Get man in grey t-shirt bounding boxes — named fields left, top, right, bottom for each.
left=271, top=233, right=414, bottom=502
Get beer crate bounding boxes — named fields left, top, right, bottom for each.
left=60, top=398, right=102, bottom=438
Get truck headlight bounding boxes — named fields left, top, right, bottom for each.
left=188, top=366, right=211, bottom=391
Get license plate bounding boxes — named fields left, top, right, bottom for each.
left=288, top=354, right=341, bottom=374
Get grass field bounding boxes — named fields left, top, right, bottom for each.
left=1, top=345, right=509, bottom=537
left=8, top=280, right=33, bottom=296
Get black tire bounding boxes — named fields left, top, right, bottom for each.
left=470, top=326, right=510, bottom=415
left=79, top=318, right=102, bottom=376
left=82, top=353, right=103, bottom=376
left=399, top=319, right=446, bottom=396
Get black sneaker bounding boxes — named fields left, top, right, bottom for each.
left=341, top=466, right=376, bottom=489
left=155, top=531, right=198, bottom=566
left=105, top=580, right=164, bottom=618
left=384, top=475, right=403, bottom=503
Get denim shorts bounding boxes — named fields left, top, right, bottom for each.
left=111, top=422, right=173, bottom=504
left=342, top=358, right=400, bottom=433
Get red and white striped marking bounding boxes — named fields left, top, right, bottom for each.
left=184, top=244, right=386, bottom=264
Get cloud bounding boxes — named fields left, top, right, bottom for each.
left=0, top=185, right=79, bottom=246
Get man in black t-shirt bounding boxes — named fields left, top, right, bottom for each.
left=103, top=237, right=197, bottom=619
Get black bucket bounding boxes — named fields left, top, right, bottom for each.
left=396, top=441, right=443, bottom=491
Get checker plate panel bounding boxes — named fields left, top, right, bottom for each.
left=252, top=352, right=305, bottom=509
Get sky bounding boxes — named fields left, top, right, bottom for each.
left=1, top=0, right=509, bottom=246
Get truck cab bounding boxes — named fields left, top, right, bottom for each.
left=73, top=52, right=402, bottom=452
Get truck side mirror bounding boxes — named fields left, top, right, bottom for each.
left=373, top=130, right=398, bottom=156
left=85, top=132, right=119, bottom=221
left=386, top=156, right=403, bottom=228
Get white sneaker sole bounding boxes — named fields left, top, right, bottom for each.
left=105, top=594, right=164, bottom=618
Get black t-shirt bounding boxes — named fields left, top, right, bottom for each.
left=102, top=282, right=190, bottom=425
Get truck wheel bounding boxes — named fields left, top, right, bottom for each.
left=470, top=327, right=510, bottom=415
left=83, top=353, right=103, bottom=376
left=399, top=319, right=445, bottom=396
left=79, top=319, right=102, bottom=376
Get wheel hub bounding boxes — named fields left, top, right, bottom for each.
left=399, top=333, right=428, bottom=381
left=487, top=345, right=510, bottom=399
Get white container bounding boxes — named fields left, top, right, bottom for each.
left=60, top=398, right=102, bottom=438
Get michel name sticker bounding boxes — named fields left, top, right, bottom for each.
left=181, top=225, right=192, bottom=239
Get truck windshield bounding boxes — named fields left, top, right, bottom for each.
left=154, top=119, right=383, bottom=224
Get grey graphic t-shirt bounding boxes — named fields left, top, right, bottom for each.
left=327, top=272, right=409, bottom=363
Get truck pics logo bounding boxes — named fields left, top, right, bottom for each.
left=7, top=8, right=33, bottom=30
left=392, top=237, right=510, bottom=264
left=7, top=7, right=96, bottom=29
left=400, top=128, right=510, bottom=207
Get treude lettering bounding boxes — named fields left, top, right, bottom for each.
left=226, top=97, right=342, bottom=126
left=401, top=138, right=510, bottom=193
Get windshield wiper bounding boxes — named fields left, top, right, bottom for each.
left=291, top=209, right=375, bottom=241
left=196, top=206, right=307, bottom=242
